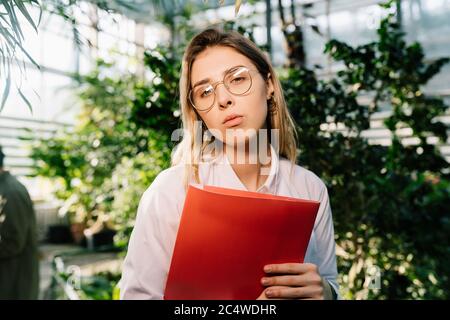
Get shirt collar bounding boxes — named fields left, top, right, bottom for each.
left=206, top=143, right=280, bottom=194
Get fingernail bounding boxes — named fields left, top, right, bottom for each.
left=266, top=290, right=272, bottom=296
left=264, top=265, right=271, bottom=272
left=261, top=278, right=269, bottom=285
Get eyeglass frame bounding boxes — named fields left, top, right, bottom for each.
left=188, top=65, right=259, bottom=112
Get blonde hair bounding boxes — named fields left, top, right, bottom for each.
left=171, top=27, right=298, bottom=190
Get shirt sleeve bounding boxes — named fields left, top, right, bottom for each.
left=304, top=181, right=341, bottom=299
left=119, top=170, right=184, bottom=300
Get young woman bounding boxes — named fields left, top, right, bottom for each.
left=119, top=27, right=339, bottom=300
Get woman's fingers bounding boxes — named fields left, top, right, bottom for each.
left=263, top=286, right=291, bottom=300
left=264, top=262, right=318, bottom=275
left=259, top=263, right=325, bottom=300
left=265, top=285, right=324, bottom=299
left=256, top=286, right=289, bottom=300
left=261, top=273, right=320, bottom=287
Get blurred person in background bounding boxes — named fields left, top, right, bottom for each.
left=0, top=146, right=39, bottom=299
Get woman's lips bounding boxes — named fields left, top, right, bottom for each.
left=223, top=116, right=243, bottom=127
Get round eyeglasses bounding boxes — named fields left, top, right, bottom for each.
left=189, top=66, right=254, bottom=112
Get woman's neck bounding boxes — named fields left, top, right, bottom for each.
left=224, top=141, right=271, bottom=192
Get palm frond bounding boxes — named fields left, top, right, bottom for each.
left=13, top=0, right=38, bottom=32
left=18, top=87, right=33, bottom=114
left=0, top=0, right=41, bottom=112
left=1, top=68, right=11, bottom=111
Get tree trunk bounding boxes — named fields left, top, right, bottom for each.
left=277, top=0, right=306, bottom=68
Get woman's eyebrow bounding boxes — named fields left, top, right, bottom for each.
left=192, top=65, right=245, bottom=88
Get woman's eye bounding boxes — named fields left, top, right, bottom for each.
left=231, top=77, right=245, bottom=84
left=201, top=88, right=213, bottom=98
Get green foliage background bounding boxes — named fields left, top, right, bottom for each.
left=30, top=4, right=449, bottom=299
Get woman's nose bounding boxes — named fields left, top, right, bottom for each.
left=215, top=83, right=234, bottom=109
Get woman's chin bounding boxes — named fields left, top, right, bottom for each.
left=223, top=130, right=261, bottom=148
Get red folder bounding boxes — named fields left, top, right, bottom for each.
left=163, top=184, right=320, bottom=300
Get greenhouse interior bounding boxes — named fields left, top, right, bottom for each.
left=0, top=0, right=449, bottom=301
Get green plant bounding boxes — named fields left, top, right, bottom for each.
left=282, top=1, right=449, bottom=299
left=77, top=271, right=122, bottom=300
left=324, top=2, right=449, bottom=299
left=30, top=54, right=177, bottom=245
left=106, top=149, right=169, bottom=249
left=31, top=1, right=449, bottom=300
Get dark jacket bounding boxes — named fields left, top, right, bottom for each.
left=0, top=171, right=39, bottom=299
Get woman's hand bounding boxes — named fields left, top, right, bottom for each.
left=256, top=263, right=333, bottom=300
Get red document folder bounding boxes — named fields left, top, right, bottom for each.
left=163, top=184, right=320, bottom=300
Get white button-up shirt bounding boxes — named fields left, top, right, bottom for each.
left=119, top=145, right=339, bottom=299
